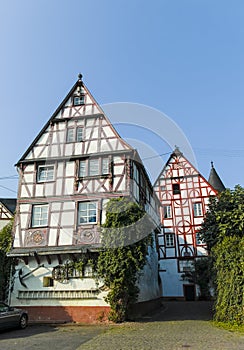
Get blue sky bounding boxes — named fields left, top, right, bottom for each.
left=0, top=0, right=243, bottom=197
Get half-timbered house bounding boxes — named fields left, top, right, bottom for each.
left=154, top=147, right=225, bottom=300
left=0, top=198, right=16, bottom=230
left=8, top=75, right=160, bottom=322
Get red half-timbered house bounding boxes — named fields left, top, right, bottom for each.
left=8, top=75, right=160, bottom=322
left=154, top=147, right=225, bottom=300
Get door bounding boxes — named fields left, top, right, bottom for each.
left=184, top=285, right=195, bottom=301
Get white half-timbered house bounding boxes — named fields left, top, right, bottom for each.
left=154, top=147, right=225, bottom=300
left=8, top=75, right=160, bottom=323
left=0, top=199, right=16, bottom=230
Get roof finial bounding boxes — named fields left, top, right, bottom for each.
left=78, top=73, right=83, bottom=81
left=211, top=161, right=214, bottom=168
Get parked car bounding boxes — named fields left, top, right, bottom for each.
left=0, top=302, right=28, bottom=330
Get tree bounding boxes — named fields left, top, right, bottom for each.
left=199, top=185, right=244, bottom=325
left=0, top=220, right=14, bottom=301
left=96, top=198, right=155, bottom=322
left=200, top=185, right=244, bottom=251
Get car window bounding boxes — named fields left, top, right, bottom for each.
left=0, top=304, right=8, bottom=312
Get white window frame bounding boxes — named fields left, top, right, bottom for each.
left=193, top=202, right=203, bottom=217
left=37, top=165, right=55, bottom=182
left=76, top=127, right=83, bottom=142
left=67, top=127, right=84, bottom=143
left=165, top=233, right=174, bottom=247
left=163, top=205, right=172, bottom=219
left=73, top=95, right=85, bottom=106
left=79, top=157, right=110, bottom=178
left=78, top=202, right=97, bottom=224
left=32, top=204, right=48, bottom=227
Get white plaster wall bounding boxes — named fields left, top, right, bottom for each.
left=159, top=259, right=184, bottom=297
left=10, top=258, right=109, bottom=308
left=137, top=235, right=160, bottom=302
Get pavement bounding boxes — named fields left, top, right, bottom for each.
left=77, top=301, right=244, bottom=350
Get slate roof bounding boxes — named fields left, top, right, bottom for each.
left=0, top=198, right=17, bottom=214
left=208, top=162, right=225, bottom=193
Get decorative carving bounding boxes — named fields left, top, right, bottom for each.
left=74, top=226, right=100, bottom=245
left=24, top=229, right=48, bottom=247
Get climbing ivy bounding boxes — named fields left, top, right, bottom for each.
left=96, top=198, right=154, bottom=323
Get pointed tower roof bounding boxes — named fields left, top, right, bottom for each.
left=208, top=162, right=225, bottom=193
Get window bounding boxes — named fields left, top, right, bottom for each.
left=179, top=260, right=194, bottom=272
left=172, top=183, right=180, bottom=195
left=67, top=127, right=84, bottom=142
left=37, top=165, right=54, bottom=182
left=78, top=202, right=97, bottom=224
left=89, top=159, right=99, bottom=176
left=79, top=160, right=86, bottom=177
left=32, top=204, right=48, bottom=227
left=165, top=233, right=174, bottom=247
left=76, top=127, right=83, bottom=142
left=196, top=232, right=203, bottom=245
left=163, top=205, right=172, bottom=218
left=73, top=95, right=85, bottom=106
left=193, top=202, right=203, bottom=217
left=79, top=158, right=110, bottom=177
left=43, top=277, right=54, bottom=287
left=102, top=157, right=109, bottom=175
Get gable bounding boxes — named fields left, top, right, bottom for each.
left=18, top=75, right=131, bottom=164
left=0, top=202, right=14, bottom=220
left=154, top=150, right=218, bottom=196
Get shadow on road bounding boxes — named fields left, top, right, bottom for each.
left=0, top=324, right=58, bottom=340
left=137, top=301, right=214, bottom=322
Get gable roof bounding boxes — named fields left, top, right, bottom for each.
left=17, top=74, right=132, bottom=165
left=154, top=147, right=219, bottom=195
left=0, top=198, right=17, bottom=215
left=208, top=162, right=225, bottom=192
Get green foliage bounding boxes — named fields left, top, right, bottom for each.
left=0, top=220, right=14, bottom=301
left=200, top=185, right=244, bottom=325
left=213, top=236, right=244, bottom=325
left=181, top=257, right=214, bottom=299
left=200, top=185, right=244, bottom=251
left=97, top=198, right=154, bottom=323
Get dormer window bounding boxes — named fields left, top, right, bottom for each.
left=73, top=95, right=85, bottom=106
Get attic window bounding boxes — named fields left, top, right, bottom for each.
left=73, top=95, right=85, bottom=106
left=172, top=183, right=181, bottom=195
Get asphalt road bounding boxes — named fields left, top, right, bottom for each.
left=0, top=324, right=108, bottom=350
left=0, top=302, right=243, bottom=350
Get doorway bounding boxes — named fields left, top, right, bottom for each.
left=184, top=284, right=195, bottom=301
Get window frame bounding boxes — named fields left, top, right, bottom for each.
left=165, top=233, right=175, bottom=247
left=37, top=164, right=55, bottom=183
left=73, top=95, right=85, bottom=106
left=78, top=201, right=97, bottom=225
left=78, top=157, right=110, bottom=178
left=193, top=202, right=203, bottom=217
left=163, top=205, right=172, bottom=219
left=31, top=204, right=49, bottom=228
left=172, top=183, right=181, bottom=195
left=66, top=126, right=84, bottom=143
